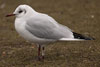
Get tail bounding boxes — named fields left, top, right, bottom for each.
left=59, top=38, right=84, bottom=41
left=59, top=32, right=95, bottom=41
left=72, top=32, right=95, bottom=40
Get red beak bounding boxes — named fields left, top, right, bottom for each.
left=6, top=14, right=15, bottom=17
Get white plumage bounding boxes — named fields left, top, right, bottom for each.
left=6, top=5, right=93, bottom=60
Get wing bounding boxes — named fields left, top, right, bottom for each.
left=25, top=13, right=74, bottom=40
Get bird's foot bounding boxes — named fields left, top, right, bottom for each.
left=37, top=56, right=44, bottom=61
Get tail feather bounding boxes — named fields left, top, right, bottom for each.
left=59, top=38, right=84, bottom=41
left=73, top=32, right=95, bottom=40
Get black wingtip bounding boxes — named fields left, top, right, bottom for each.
left=84, top=37, right=95, bottom=40
left=73, top=32, right=95, bottom=40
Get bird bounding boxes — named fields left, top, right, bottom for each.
left=6, top=4, right=94, bottom=60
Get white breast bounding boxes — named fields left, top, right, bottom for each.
left=14, top=18, right=54, bottom=44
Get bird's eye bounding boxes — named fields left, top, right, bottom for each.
left=18, top=10, right=23, bottom=13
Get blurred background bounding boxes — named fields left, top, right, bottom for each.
left=0, top=0, right=100, bottom=67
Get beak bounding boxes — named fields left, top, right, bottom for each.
left=6, top=14, right=16, bottom=17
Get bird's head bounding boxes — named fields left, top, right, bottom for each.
left=6, top=4, right=36, bottom=18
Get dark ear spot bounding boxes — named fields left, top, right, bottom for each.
left=24, top=9, right=26, bottom=13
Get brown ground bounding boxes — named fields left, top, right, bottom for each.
left=0, top=0, right=100, bottom=67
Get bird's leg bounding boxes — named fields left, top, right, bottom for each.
left=41, top=46, right=45, bottom=59
left=38, top=45, right=41, bottom=60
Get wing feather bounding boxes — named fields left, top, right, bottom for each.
left=25, top=13, right=73, bottom=40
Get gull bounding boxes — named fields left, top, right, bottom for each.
left=6, top=5, right=94, bottom=60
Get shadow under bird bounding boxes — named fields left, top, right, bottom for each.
left=6, top=5, right=94, bottom=60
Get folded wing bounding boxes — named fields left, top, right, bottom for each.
left=25, top=13, right=74, bottom=40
